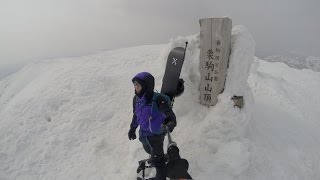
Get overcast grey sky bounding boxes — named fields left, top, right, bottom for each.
left=1, top=0, right=319, bottom=70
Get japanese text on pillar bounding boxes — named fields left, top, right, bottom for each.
left=203, top=40, right=222, bottom=104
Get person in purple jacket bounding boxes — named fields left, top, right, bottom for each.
left=128, top=72, right=176, bottom=180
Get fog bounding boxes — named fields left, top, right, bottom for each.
left=1, top=0, right=319, bottom=78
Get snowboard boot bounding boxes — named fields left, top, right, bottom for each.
left=150, top=155, right=166, bottom=180
left=154, top=166, right=166, bottom=180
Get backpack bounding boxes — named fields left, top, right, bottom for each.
left=133, top=92, right=172, bottom=113
left=152, top=92, right=172, bottom=112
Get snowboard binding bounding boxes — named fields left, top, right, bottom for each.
left=136, top=159, right=154, bottom=180
left=175, top=78, right=185, bottom=97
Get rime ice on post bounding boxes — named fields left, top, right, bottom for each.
left=199, top=18, right=232, bottom=106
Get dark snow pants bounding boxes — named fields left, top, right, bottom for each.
left=139, top=134, right=166, bottom=180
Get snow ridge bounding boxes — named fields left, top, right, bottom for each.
left=263, top=53, right=320, bottom=72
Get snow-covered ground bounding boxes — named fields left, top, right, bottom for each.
left=1, top=25, right=320, bottom=180
left=246, top=59, right=320, bottom=180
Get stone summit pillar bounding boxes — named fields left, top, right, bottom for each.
left=199, top=17, right=232, bottom=106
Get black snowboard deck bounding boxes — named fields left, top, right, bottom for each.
left=160, top=47, right=186, bottom=100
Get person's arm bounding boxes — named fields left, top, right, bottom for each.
left=128, top=96, right=138, bottom=140
left=130, top=95, right=139, bottom=129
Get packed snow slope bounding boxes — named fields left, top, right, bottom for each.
left=1, top=25, right=320, bottom=180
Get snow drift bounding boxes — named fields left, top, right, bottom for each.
left=1, top=25, right=320, bottom=180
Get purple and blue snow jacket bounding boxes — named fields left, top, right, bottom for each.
left=130, top=72, right=176, bottom=137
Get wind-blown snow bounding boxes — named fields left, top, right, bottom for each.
left=1, top=25, right=320, bottom=180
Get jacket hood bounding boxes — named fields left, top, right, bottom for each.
left=132, top=72, right=154, bottom=103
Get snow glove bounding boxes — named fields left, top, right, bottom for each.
left=163, top=118, right=176, bottom=132
left=128, top=128, right=137, bottom=140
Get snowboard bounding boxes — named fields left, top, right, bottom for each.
left=160, top=45, right=187, bottom=100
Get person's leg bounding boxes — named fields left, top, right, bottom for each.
left=147, top=134, right=166, bottom=180
left=139, top=136, right=152, bottom=155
